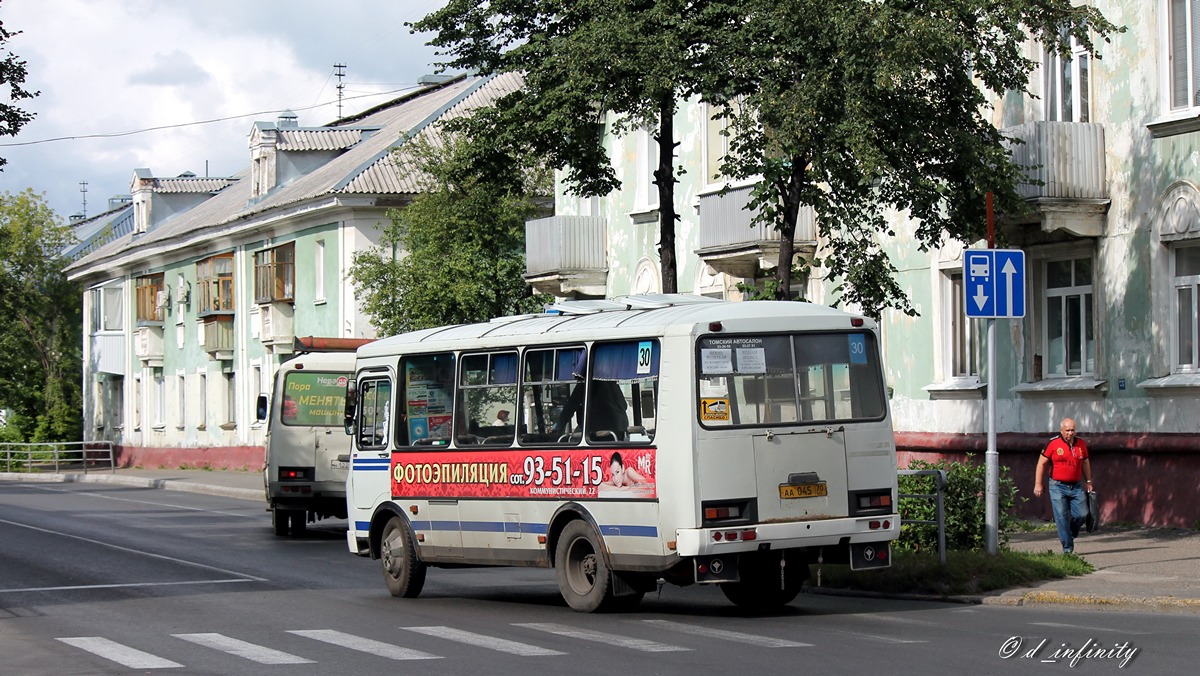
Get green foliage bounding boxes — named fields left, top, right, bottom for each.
left=817, top=548, right=1093, bottom=596
left=349, top=134, right=551, bottom=335
left=898, top=455, right=1024, bottom=553
left=1, top=5, right=39, bottom=169
left=0, top=189, right=82, bottom=442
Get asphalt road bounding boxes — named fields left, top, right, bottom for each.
left=2, top=481, right=1196, bottom=675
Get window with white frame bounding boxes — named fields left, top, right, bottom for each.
left=1043, top=256, right=1095, bottom=377
left=197, top=371, right=208, bottom=430
left=637, top=128, right=659, bottom=210
left=944, top=270, right=980, bottom=379
left=1173, top=243, right=1200, bottom=370
left=314, top=239, right=326, bottom=302
left=1168, top=0, right=1200, bottom=111
left=1044, top=27, right=1090, bottom=122
left=100, top=286, right=123, bottom=331
left=705, top=102, right=734, bottom=185
left=224, top=372, right=237, bottom=426
left=133, top=376, right=142, bottom=430
left=176, top=373, right=186, bottom=429
left=152, top=372, right=165, bottom=427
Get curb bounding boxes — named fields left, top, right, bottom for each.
left=0, top=472, right=264, bottom=502
left=986, top=590, right=1200, bottom=612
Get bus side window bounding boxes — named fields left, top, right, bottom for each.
left=520, top=347, right=585, bottom=445
left=458, top=352, right=518, bottom=447
left=398, top=353, right=455, bottom=447
left=588, top=340, right=659, bottom=444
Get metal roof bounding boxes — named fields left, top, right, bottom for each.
left=67, top=74, right=517, bottom=278
left=150, top=176, right=238, bottom=194
left=276, top=128, right=364, bottom=151
left=358, top=295, right=871, bottom=359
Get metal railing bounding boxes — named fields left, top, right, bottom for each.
left=1, top=441, right=115, bottom=474
left=898, top=468, right=948, bottom=564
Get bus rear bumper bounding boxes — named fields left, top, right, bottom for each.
left=674, top=514, right=899, bottom=557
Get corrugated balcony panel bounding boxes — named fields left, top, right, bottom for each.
left=525, top=216, right=607, bottom=276
left=698, top=185, right=816, bottom=250
left=1006, top=121, right=1107, bottom=200
left=91, top=333, right=125, bottom=375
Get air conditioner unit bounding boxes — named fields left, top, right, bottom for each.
left=155, top=290, right=170, bottom=310
left=176, top=281, right=190, bottom=304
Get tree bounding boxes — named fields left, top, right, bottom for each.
left=1, top=3, right=39, bottom=170
left=412, top=0, right=706, bottom=293
left=701, top=0, right=1120, bottom=316
left=349, top=133, right=551, bottom=335
left=0, top=189, right=81, bottom=442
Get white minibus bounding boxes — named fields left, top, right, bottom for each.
left=344, top=295, right=899, bottom=611
left=258, top=337, right=370, bottom=536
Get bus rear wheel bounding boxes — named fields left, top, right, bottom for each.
left=720, top=553, right=807, bottom=610
left=555, top=521, right=614, bottom=612
left=381, top=516, right=426, bottom=598
left=271, top=507, right=289, bottom=536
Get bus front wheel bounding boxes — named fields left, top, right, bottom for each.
left=381, top=516, right=426, bottom=598
left=555, top=521, right=614, bottom=612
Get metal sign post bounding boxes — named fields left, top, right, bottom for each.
left=964, top=248, right=1026, bottom=555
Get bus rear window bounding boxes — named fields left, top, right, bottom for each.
left=281, top=372, right=351, bottom=427
left=697, top=332, right=886, bottom=426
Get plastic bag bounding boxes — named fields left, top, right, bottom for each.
left=1085, top=490, right=1099, bottom=532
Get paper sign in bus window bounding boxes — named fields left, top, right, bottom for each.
left=700, top=397, right=730, bottom=421
left=735, top=347, right=766, bottom=373
left=701, top=349, right=733, bottom=374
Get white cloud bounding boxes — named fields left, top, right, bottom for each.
left=0, top=0, right=449, bottom=219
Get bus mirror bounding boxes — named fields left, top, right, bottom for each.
left=255, top=394, right=268, bottom=422
left=343, top=381, right=358, bottom=435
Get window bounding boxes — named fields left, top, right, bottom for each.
left=314, top=239, right=326, bottom=302
left=176, top=373, right=186, bottom=429
left=224, top=372, right=237, bottom=427
left=94, top=286, right=123, bottom=331
left=1044, top=28, right=1090, bottom=122
left=586, top=341, right=658, bottom=444
left=945, top=271, right=979, bottom=379
left=398, top=353, right=455, bottom=447
left=152, top=372, right=165, bottom=428
left=197, top=254, right=235, bottom=315
left=637, top=129, right=659, bottom=210
left=705, top=102, right=735, bottom=185
left=133, top=376, right=142, bottom=430
left=254, top=241, right=295, bottom=304
left=458, top=352, right=518, bottom=446
left=520, top=346, right=587, bottom=446
left=1043, top=257, right=1095, bottom=377
left=698, top=332, right=886, bottom=427
left=1169, top=0, right=1200, bottom=110
left=197, top=371, right=207, bottom=429
left=356, top=377, right=393, bottom=449
left=135, top=274, right=165, bottom=324
left=1173, top=244, right=1200, bottom=370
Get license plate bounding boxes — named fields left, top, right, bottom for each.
left=779, top=483, right=827, bottom=499
left=330, top=460, right=349, bottom=470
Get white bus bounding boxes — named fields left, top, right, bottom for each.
left=257, top=337, right=371, bottom=536
left=344, top=295, right=899, bottom=611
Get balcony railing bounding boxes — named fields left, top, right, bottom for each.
left=524, top=215, right=608, bottom=296
left=1005, top=121, right=1107, bottom=200
left=90, top=332, right=125, bottom=375
left=203, top=316, right=235, bottom=360
left=696, top=184, right=816, bottom=277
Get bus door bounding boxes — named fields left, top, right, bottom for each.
left=753, top=428, right=848, bottom=522
left=350, top=375, right=393, bottom=511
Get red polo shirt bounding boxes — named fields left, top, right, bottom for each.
left=1042, top=435, right=1089, bottom=483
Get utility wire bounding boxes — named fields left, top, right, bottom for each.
left=0, top=85, right=422, bottom=148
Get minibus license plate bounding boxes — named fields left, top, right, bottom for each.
left=779, top=483, right=827, bottom=499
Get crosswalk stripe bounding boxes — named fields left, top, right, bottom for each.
left=173, top=633, right=313, bottom=664
left=641, top=620, right=813, bottom=648
left=288, top=629, right=441, bottom=661
left=404, top=626, right=565, bottom=656
left=57, top=637, right=183, bottom=669
left=513, top=622, right=690, bottom=653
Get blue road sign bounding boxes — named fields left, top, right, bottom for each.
left=964, top=249, right=1026, bottom=318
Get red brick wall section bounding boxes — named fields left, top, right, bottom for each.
left=113, top=445, right=266, bottom=472
left=896, top=433, right=1200, bottom=528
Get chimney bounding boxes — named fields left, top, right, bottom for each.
left=278, top=110, right=299, bottom=129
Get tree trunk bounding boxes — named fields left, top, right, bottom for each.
left=774, top=161, right=807, bottom=300
left=655, top=96, right=679, bottom=294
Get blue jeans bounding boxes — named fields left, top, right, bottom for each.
left=1049, top=479, right=1088, bottom=553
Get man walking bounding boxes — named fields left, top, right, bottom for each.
left=1033, top=418, right=1094, bottom=554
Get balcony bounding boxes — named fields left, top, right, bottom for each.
left=1005, top=121, right=1109, bottom=237
left=90, top=332, right=126, bottom=375
left=259, top=301, right=294, bottom=354
left=134, top=326, right=164, bottom=367
left=695, top=184, right=817, bottom=278
left=524, top=215, right=608, bottom=297
left=203, top=316, right=235, bottom=361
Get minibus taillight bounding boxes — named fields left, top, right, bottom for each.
left=704, top=505, right=741, bottom=520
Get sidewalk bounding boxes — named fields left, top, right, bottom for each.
left=988, top=525, right=1200, bottom=612
left=4, top=468, right=1200, bottom=612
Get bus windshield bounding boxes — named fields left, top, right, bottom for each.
left=696, top=332, right=886, bottom=426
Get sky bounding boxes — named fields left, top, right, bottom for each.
left=0, top=0, right=453, bottom=221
